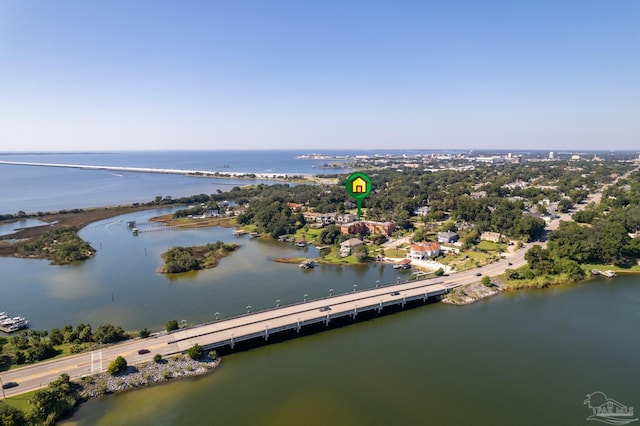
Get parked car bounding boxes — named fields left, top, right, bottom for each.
left=138, top=349, right=150, bottom=355
left=2, top=381, right=18, bottom=389
left=391, top=291, right=400, bottom=296
left=319, top=306, right=332, bottom=312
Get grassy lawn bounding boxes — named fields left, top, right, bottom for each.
left=383, top=248, right=407, bottom=258
left=439, top=250, right=494, bottom=271
left=476, top=240, right=508, bottom=252
left=2, top=388, right=37, bottom=413
left=319, top=249, right=363, bottom=265
left=294, top=227, right=322, bottom=243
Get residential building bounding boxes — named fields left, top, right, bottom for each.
left=340, top=221, right=396, bottom=236
left=407, top=241, right=440, bottom=260
left=340, top=238, right=364, bottom=256
left=437, top=231, right=459, bottom=244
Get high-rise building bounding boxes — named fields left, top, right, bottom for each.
left=549, top=151, right=554, bottom=159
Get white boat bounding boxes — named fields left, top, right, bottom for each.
left=0, top=314, right=29, bottom=332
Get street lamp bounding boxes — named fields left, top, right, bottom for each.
left=276, top=299, right=281, bottom=308
left=329, top=288, right=334, bottom=297
left=303, top=293, right=308, bottom=302
left=246, top=305, right=252, bottom=314
left=375, top=280, right=380, bottom=288
left=353, top=284, right=358, bottom=293
left=396, top=277, right=401, bottom=284
left=215, top=312, right=220, bottom=320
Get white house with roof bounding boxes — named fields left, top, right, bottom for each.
left=407, top=241, right=440, bottom=260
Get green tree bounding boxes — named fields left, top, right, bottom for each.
left=166, top=320, right=179, bottom=332
left=139, top=328, right=151, bottom=338
left=49, top=328, right=64, bottom=346
left=318, top=224, right=341, bottom=245
left=187, top=343, right=204, bottom=360
left=153, top=353, right=162, bottom=363
left=481, top=276, right=491, bottom=287
left=163, top=246, right=199, bottom=273
left=93, top=324, right=125, bottom=344
left=107, top=355, right=128, bottom=375
left=28, top=374, right=78, bottom=426
left=352, top=245, right=368, bottom=262
left=0, top=401, right=27, bottom=426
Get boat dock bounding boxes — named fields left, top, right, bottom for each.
left=591, top=269, right=617, bottom=277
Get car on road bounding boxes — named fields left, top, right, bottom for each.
left=476, top=272, right=482, bottom=276
left=390, top=291, right=400, bottom=296
left=508, top=262, right=512, bottom=266
left=2, top=381, right=18, bottom=389
left=319, top=306, right=332, bottom=312
left=138, top=349, right=150, bottom=355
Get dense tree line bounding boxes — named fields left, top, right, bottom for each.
left=236, top=194, right=306, bottom=238
left=0, top=323, right=128, bottom=371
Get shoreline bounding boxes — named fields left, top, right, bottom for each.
left=78, top=355, right=221, bottom=400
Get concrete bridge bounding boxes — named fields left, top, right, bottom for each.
left=166, top=279, right=449, bottom=353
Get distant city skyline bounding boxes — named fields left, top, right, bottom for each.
left=1, top=0, right=638, bottom=152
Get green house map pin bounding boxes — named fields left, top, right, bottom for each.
left=345, top=172, right=372, bottom=221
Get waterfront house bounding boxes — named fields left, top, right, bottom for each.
left=407, top=241, right=440, bottom=260
left=340, top=238, right=364, bottom=256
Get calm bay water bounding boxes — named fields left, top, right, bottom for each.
left=1, top=151, right=638, bottom=425
left=62, top=275, right=640, bottom=426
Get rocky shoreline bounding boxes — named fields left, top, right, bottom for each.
left=78, top=354, right=220, bottom=399
left=442, top=281, right=503, bottom=305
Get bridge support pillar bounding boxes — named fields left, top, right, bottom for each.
left=352, top=306, right=357, bottom=319
left=378, top=300, right=383, bottom=313
left=402, top=297, right=406, bottom=308
left=325, top=314, right=330, bottom=326
left=230, top=335, right=235, bottom=349
left=296, top=318, right=301, bottom=333
left=264, top=326, right=269, bottom=341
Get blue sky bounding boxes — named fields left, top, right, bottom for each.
left=1, top=0, right=638, bottom=151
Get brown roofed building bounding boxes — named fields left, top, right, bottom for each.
left=408, top=241, right=440, bottom=260
left=340, top=220, right=396, bottom=236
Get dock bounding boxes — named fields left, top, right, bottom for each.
left=591, top=269, right=617, bottom=277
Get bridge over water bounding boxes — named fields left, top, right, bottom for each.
left=166, top=279, right=451, bottom=353
left=1, top=253, right=522, bottom=397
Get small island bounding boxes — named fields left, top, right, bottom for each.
left=159, top=241, right=239, bottom=273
